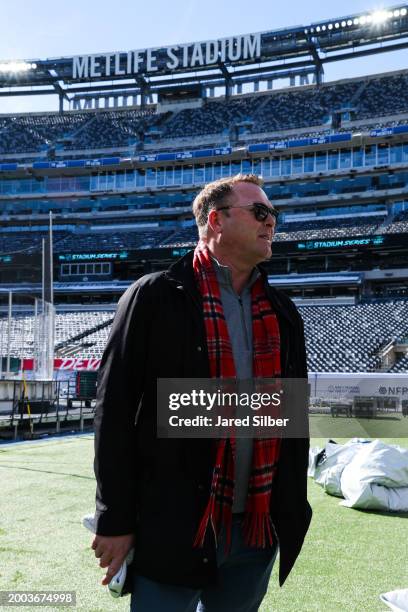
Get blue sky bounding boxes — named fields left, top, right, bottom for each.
left=0, top=0, right=407, bottom=113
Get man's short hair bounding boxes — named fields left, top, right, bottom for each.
left=192, top=173, right=264, bottom=237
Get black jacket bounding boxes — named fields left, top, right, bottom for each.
left=94, top=251, right=312, bottom=588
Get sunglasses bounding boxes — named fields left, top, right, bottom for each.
left=217, top=202, right=279, bottom=223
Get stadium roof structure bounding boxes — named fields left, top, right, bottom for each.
left=0, top=4, right=408, bottom=110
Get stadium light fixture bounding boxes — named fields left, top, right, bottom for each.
left=304, top=6, right=405, bottom=39
left=307, top=4, right=405, bottom=38
left=370, top=10, right=391, bottom=24
left=0, top=61, right=36, bottom=73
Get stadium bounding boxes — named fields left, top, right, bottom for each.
left=0, top=3, right=408, bottom=611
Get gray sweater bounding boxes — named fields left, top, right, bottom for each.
left=212, top=257, right=259, bottom=513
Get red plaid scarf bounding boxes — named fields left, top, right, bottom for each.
left=193, top=241, right=281, bottom=550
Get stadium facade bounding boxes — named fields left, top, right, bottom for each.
left=0, top=5, right=407, bottom=377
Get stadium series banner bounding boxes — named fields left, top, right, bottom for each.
left=72, top=33, right=261, bottom=79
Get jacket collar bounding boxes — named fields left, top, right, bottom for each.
left=165, top=249, right=296, bottom=326
left=165, top=250, right=201, bottom=301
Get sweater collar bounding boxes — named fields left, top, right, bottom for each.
left=210, top=254, right=260, bottom=295
left=165, top=249, right=296, bottom=326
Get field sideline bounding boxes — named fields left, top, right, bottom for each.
left=0, top=435, right=407, bottom=611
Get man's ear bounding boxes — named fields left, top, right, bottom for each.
left=207, top=208, right=223, bottom=234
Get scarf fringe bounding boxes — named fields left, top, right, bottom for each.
left=242, top=511, right=274, bottom=548
left=193, top=497, right=213, bottom=548
left=193, top=498, right=233, bottom=553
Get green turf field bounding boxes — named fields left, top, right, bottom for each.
left=309, top=413, right=408, bottom=439
left=0, top=435, right=407, bottom=611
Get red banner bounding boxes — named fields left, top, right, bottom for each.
left=23, top=358, right=101, bottom=371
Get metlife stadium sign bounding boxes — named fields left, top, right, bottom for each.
left=3, top=9, right=408, bottom=94
left=72, top=33, right=261, bottom=79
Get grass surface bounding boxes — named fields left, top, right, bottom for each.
left=310, top=414, right=408, bottom=438
left=0, top=435, right=407, bottom=611
left=0, top=435, right=118, bottom=612
left=263, top=438, right=408, bottom=611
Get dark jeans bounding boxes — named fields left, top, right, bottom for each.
left=130, top=514, right=278, bottom=612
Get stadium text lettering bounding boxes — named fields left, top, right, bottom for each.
left=58, top=252, right=128, bottom=261
left=382, top=386, right=408, bottom=395
left=55, top=358, right=101, bottom=371
left=297, top=236, right=386, bottom=250
left=72, top=34, right=261, bottom=78
left=22, top=358, right=101, bottom=371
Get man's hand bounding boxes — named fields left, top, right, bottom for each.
left=91, top=533, right=134, bottom=586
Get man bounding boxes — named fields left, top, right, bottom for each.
left=92, top=174, right=312, bottom=611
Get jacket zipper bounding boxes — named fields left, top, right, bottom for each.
left=238, top=296, right=250, bottom=351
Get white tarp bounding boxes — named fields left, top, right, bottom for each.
left=309, top=439, right=408, bottom=511
left=380, top=589, right=408, bottom=612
